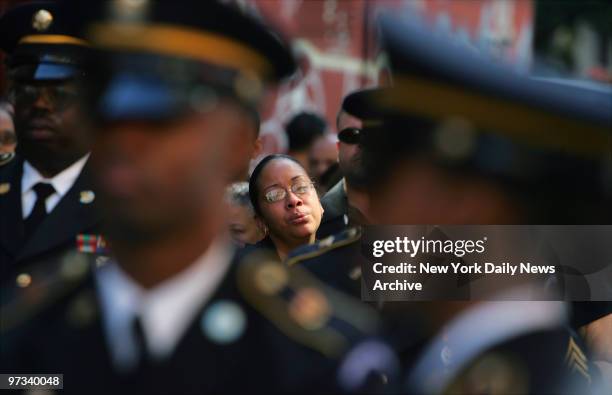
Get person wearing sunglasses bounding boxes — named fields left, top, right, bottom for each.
left=317, top=92, right=372, bottom=239
left=0, top=2, right=101, bottom=282
left=248, top=154, right=324, bottom=261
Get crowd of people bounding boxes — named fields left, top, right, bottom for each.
left=0, top=1, right=610, bottom=394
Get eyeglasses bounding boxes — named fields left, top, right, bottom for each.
left=338, top=127, right=361, bottom=144
left=0, top=132, right=17, bottom=146
left=264, top=180, right=315, bottom=203
left=9, top=83, right=79, bottom=111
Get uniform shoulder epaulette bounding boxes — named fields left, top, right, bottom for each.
left=0, top=152, right=16, bottom=167
left=0, top=251, right=96, bottom=334
left=0, top=152, right=19, bottom=180
left=286, top=227, right=361, bottom=267
left=237, top=248, right=378, bottom=358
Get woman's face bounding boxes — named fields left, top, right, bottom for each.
left=257, top=158, right=323, bottom=244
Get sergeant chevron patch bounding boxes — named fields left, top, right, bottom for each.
left=565, top=336, right=590, bottom=383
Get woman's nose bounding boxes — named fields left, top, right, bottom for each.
left=285, top=190, right=303, bottom=208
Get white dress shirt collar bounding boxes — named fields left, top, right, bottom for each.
left=21, top=154, right=90, bottom=218
left=95, top=237, right=235, bottom=370
left=22, top=154, right=89, bottom=197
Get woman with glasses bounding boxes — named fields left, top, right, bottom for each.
left=0, top=102, right=17, bottom=165
left=247, top=154, right=324, bottom=261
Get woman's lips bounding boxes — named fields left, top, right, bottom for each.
left=288, top=212, right=310, bottom=225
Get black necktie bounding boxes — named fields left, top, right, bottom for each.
left=122, top=316, right=153, bottom=392
left=24, top=182, right=56, bottom=239
left=131, top=315, right=151, bottom=370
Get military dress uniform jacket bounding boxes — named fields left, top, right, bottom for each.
left=404, top=302, right=599, bottom=395
left=287, top=230, right=600, bottom=394
left=0, top=156, right=103, bottom=282
left=288, top=227, right=363, bottom=298
left=0, top=249, right=395, bottom=394
left=317, top=180, right=349, bottom=240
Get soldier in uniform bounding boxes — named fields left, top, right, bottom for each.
left=0, top=1, right=398, bottom=393
left=289, top=14, right=611, bottom=394
left=0, top=2, right=103, bottom=282
left=317, top=93, right=371, bottom=239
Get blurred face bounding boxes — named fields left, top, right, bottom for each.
left=337, top=111, right=362, bottom=176
left=10, top=80, right=91, bottom=173
left=228, top=203, right=264, bottom=247
left=256, top=158, right=323, bottom=247
left=0, top=109, right=16, bottom=156
left=369, top=159, right=523, bottom=224
left=92, top=101, right=246, bottom=243
left=308, top=136, right=338, bottom=181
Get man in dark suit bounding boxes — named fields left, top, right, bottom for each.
left=0, top=2, right=397, bottom=393
left=0, top=2, right=103, bottom=283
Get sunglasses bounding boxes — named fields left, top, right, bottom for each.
left=9, top=83, right=79, bottom=111
left=338, top=127, right=361, bottom=144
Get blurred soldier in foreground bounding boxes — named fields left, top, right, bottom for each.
left=289, top=14, right=612, bottom=394
left=0, top=2, right=102, bottom=282
left=0, top=1, right=397, bottom=393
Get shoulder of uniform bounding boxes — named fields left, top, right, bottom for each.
left=286, top=227, right=361, bottom=267
left=0, top=251, right=97, bottom=334
left=236, top=248, right=378, bottom=358
left=320, top=182, right=347, bottom=219
left=0, top=152, right=16, bottom=168
left=0, top=154, right=19, bottom=181
left=564, top=330, right=592, bottom=384
left=321, top=179, right=343, bottom=202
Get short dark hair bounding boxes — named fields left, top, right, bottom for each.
left=248, top=154, right=303, bottom=216
left=285, top=112, right=327, bottom=152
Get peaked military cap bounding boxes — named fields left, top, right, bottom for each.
left=344, top=16, right=612, bottom=202
left=342, top=88, right=387, bottom=124
left=62, top=0, right=297, bottom=120
left=0, top=1, right=89, bottom=81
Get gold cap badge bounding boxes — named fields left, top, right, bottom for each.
left=32, top=9, right=54, bottom=32
left=79, top=190, right=95, bottom=204
left=0, top=183, right=10, bottom=195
